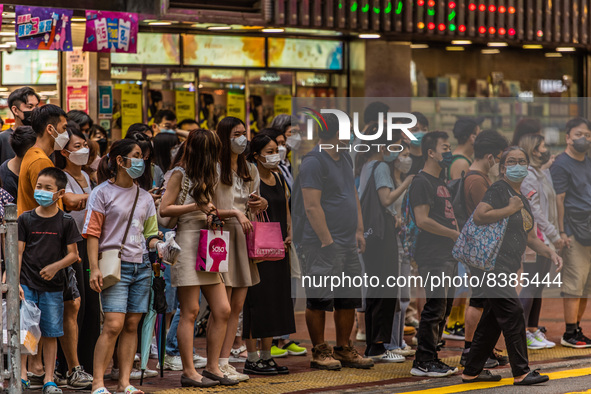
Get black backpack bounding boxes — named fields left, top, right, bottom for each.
left=292, top=150, right=353, bottom=245
left=447, top=170, right=487, bottom=230
left=360, top=162, right=390, bottom=240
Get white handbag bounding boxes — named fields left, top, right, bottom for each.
left=98, top=186, right=140, bottom=290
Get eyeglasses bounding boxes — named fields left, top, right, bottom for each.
left=505, top=159, right=528, bottom=166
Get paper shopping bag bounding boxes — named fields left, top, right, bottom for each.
left=196, top=228, right=230, bottom=272
left=247, top=220, right=285, bottom=262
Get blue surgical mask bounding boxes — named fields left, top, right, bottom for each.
left=410, top=131, right=426, bottom=147
left=34, top=189, right=58, bottom=207
left=383, top=151, right=400, bottom=163
left=124, top=157, right=145, bottom=179
left=505, top=164, right=529, bottom=182
left=438, top=151, right=454, bottom=168
left=160, top=128, right=176, bottom=135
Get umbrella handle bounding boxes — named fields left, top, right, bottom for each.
left=153, top=262, right=161, bottom=277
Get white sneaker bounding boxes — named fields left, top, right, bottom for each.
left=219, top=363, right=249, bottom=382
left=194, top=353, right=207, bottom=368
left=355, top=331, right=366, bottom=341
left=229, top=346, right=247, bottom=363
left=533, top=329, right=556, bottom=348
left=391, top=346, right=416, bottom=357
left=162, top=355, right=183, bottom=371
left=372, top=350, right=405, bottom=363
left=526, top=330, right=546, bottom=349
left=110, top=367, right=155, bottom=381
left=150, top=343, right=159, bottom=359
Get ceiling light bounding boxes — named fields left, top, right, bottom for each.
left=556, top=47, right=576, bottom=52
left=148, top=21, right=172, bottom=26
left=545, top=52, right=562, bottom=58
left=482, top=49, right=500, bottom=54
left=0, top=44, right=10, bottom=48
left=446, top=46, right=465, bottom=51
left=523, top=44, right=543, bottom=49
left=358, top=33, right=381, bottom=39
left=487, top=42, right=508, bottom=47
left=451, top=40, right=471, bottom=45
left=261, top=28, right=285, bottom=33
left=411, top=44, right=429, bottom=49
left=71, top=17, right=86, bottom=22
left=0, top=32, right=13, bottom=36
left=207, top=26, right=231, bottom=30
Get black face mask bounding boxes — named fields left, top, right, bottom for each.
left=98, top=138, right=108, bottom=155
left=539, top=150, right=551, bottom=165
left=21, top=110, right=33, bottom=126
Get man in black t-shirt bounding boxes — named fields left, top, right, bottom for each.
left=0, top=87, right=40, bottom=163
left=408, top=131, right=460, bottom=378
left=0, top=126, right=36, bottom=202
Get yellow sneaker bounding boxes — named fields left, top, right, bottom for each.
left=271, top=345, right=288, bottom=358
left=283, top=341, right=307, bottom=356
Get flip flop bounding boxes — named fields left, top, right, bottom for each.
left=123, top=385, right=144, bottom=394
left=92, top=388, right=111, bottom=394
left=462, top=370, right=502, bottom=383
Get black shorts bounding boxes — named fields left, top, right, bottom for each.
left=300, top=243, right=362, bottom=312
left=63, top=266, right=80, bottom=302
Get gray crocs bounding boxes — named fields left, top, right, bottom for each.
left=43, top=382, right=63, bottom=394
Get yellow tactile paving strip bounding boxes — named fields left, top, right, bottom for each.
left=154, top=346, right=591, bottom=393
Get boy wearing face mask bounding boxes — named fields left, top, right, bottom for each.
left=404, top=112, right=429, bottom=176
left=18, top=105, right=68, bottom=216
left=18, top=167, right=82, bottom=393
left=408, top=131, right=460, bottom=378
left=550, top=117, right=591, bottom=348
left=0, top=87, right=40, bottom=163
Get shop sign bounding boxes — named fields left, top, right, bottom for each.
left=297, top=72, right=330, bottom=87
left=83, top=10, right=138, bottom=53
left=175, top=91, right=196, bottom=121
left=66, top=86, right=88, bottom=113
left=249, top=71, right=293, bottom=85
left=66, top=48, right=89, bottom=84
left=183, top=35, right=264, bottom=67
left=15, top=6, right=73, bottom=51
left=99, top=85, right=113, bottom=115
left=269, top=38, right=343, bottom=70
left=117, top=84, right=142, bottom=137
left=274, top=95, right=292, bottom=116
left=227, top=92, right=245, bottom=122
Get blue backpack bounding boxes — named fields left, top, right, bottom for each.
left=400, top=190, right=421, bottom=259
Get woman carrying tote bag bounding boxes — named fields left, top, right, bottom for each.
left=83, top=139, right=162, bottom=394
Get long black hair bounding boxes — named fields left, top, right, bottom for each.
left=153, top=132, right=180, bottom=172
left=125, top=129, right=154, bottom=191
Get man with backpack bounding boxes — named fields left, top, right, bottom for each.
left=294, top=113, right=373, bottom=371
left=408, top=131, right=460, bottom=377
left=455, top=130, right=509, bottom=368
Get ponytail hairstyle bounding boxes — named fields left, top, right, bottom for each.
left=97, top=139, right=139, bottom=184
left=181, top=129, right=221, bottom=206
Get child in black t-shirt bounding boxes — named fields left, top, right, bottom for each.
left=18, top=167, right=81, bottom=394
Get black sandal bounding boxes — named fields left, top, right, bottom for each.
left=462, top=370, right=502, bottom=383
left=513, top=370, right=549, bottom=386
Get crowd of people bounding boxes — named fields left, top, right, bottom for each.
left=0, top=89, right=589, bottom=393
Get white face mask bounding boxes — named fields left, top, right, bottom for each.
left=260, top=153, right=281, bottom=169
left=52, top=126, right=70, bottom=151
left=286, top=133, right=302, bottom=150
left=489, top=162, right=500, bottom=178
left=66, top=147, right=89, bottom=166
left=394, top=156, right=412, bottom=174
left=278, top=145, right=287, bottom=161
left=231, top=135, right=247, bottom=154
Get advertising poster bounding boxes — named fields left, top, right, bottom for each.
left=268, top=38, right=342, bottom=70
left=183, top=35, right=264, bottom=67
left=2, top=51, right=58, bottom=85
left=227, top=92, right=245, bottom=122
left=175, top=91, right=195, bottom=121
left=16, top=6, right=73, bottom=51
left=83, top=10, right=138, bottom=53
left=111, top=33, right=179, bottom=65
left=274, top=95, right=292, bottom=116
left=98, top=85, right=113, bottom=115
left=66, top=86, right=88, bottom=112
left=118, top=84, right=142, bottom=137
left=66, top=48, right=89, bottom=84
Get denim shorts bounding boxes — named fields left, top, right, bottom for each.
left=101, top=256, right=152, bottom=314
left=22, top=285, right=64, bottom=338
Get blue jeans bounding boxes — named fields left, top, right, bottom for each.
left=22, top=285, right=64, bottom=338
left=101, top=258, right=152, bottom=314
left=166, top=291, right=202, bottom=356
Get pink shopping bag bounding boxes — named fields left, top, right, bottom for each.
left=196, top=227, right=230, bottom=273
left=246, top=212, right=285, bottom=262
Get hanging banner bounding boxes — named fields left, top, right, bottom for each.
left=66, top=48, right=89, bottom=84
left=98, top=85, right=113, bottom=115
left=0, top=6, right=3, bottom=28
left=66, top=86, right=88, bottom=113
left=15, top=6, right=73, bottom=51
left=175, top=91, right=195, bottom=121
left=227, top=93, right=245, bottom=122
left=274, top=95, right=292, bottom=116
left=83, top=10, right=138, bottom=53
left=118, top=84, right=142, bottom=137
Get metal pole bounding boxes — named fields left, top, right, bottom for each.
left=4, top=204, right=21, bottom=393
